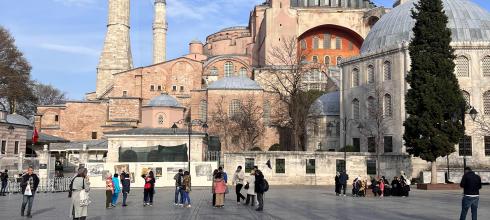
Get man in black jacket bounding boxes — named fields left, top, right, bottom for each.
left=1, top=169, right=8, bottom=196
left=459, top=167, right=482, bottom=220
left=254, top=169, right=265, bottom=212
left=20, top=167, right=39, bottom=218
left=121, top=173, right=131, bottom=207
left=339, top=171, right=349, bottom=196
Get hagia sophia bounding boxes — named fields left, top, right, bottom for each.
left=31, top=0, right=490, bottom=183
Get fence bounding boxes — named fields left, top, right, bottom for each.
left=1, top=177, right=72, bottom=194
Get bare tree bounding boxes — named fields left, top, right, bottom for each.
left=359, top=85, right=390, bottom=176
left=258, top=36, right=328, bottom=151
left=209, top=96, right=232, bottom=152
left=33, top=81, right=67, bottom=106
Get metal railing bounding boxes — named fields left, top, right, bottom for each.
left=205, top=151, right=220, bottom=162
left=1, top=177, right=72, bottom=194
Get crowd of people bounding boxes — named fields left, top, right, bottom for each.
left=334, top=171, right=411, bottom=198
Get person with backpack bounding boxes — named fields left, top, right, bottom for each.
left=20, top=166, right=39, bottom=218
left=254, top=169, right=268, bottom=212
left=121, top=173, right=131, bottom=207
left=1, top=169, right=8, bottom=196
left=173, top=169, right=184, bottom=206
left=111, top=173, right=121, bottom=207
left=232, top=166, right=246, bottom=204
left=143, top=171, right=156, bottom=206
left=182, top=171, right=192, bottom=208
left=70, top=168, right=90, bottom=220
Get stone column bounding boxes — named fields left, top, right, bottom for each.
left=38, top=145, right=49, bottom=191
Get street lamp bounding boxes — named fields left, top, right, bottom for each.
left=453, top=106, right=478, bottom=170
left=171, top=119, right=208, bottom=172
left=342, top=118, right=363, bottom=173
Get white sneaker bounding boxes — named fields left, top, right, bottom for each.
left=187, top=205, right=192, bottom=208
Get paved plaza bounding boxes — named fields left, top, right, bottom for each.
left=0, top=186, right=488, bottom=220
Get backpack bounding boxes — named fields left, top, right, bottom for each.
left=263, top=179, right=269, bottom=192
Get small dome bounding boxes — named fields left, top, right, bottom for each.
left=207, top=76, right=262, bottom=90
left=6, top=114, right=31, bottom=126
left=309, top=91, right=340, bottom=116
left=361, top=0, right=490, bottom=54
left=146, top=94, right=183, bottom=108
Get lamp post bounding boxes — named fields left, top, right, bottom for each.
left=341, top=118, right=363, bottom=172
left=452, top=106, right=478, bottom=172
left=172, top=119, right=208, bottom=172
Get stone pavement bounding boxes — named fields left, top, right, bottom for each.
left=0, top=186, right=488, bottom=220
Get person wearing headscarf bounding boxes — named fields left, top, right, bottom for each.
left=70, top=168, right=90, bottom=220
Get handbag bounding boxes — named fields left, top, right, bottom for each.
left=79, top=178, right=91, bottom=207
left=244, top=183, right=249, bottom=190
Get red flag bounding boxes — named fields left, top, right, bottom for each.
left=32, top=127, right=39, bottom=144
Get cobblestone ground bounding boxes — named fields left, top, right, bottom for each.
left=0, top=186, right=488, bottom=220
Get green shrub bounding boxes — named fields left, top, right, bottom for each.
left=268, top=144, right=281, bottom=151
left=250, top=147, right=262, bottom=151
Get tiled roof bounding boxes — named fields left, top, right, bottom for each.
left=50, top=139, right=108, bottom=151
left=145, top=94, right=183, bottom=108
left=6, top=114, right=31, bottom=126
left=104, top=128, right=206, bottom=136
left=207, top=76, right=263, bottom=91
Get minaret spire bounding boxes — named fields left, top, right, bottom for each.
left=153, top=0, right=167, bottom=64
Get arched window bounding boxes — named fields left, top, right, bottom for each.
left=462, top=90, right=470, bottom=106
left=323, top=33, right=331, bottom=49
left=301, top=56, right=307, bottom=64
left=484, top=91, right=490, bottom=115
left=384, top=94, right=392, bottom=117
left=229, top=99, right=241, bottom=117
left=352, top=99, right=360, bottom=120
left=384, top=61, right=392, bottom=81
left=313, top=36, right=319, bottom=49
left=300, top=39, right=307, bottom=50
left=352, top=68, right=359, bottom=87
left=335, top=37, right=342, bottom=49
left=455, top=56, right=469, bottom=77
left=367, top=65, right=375, bottom=84
left=312, top=56, right=318, bottom=63
left=158, top=115, right=164, bottom=125
left=263, top=100, right=271, bottom=124
left=239, top=67, right=247, bottom=77
left=324, top=56, right=330, bottom=65
left=482, top=56, right=490, bottom=76
left=224, top=62, right=234, bottom=77
left=210, top=67, right=218, bottom=76
left=337, top=56, right=342, bottom=67
left=199, top=100, right=207, bottom=121
left=367, top=96, right=375, bottom=119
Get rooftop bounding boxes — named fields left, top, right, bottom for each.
left=207, top=76, right=263, bottom=91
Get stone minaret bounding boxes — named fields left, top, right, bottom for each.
left=153, top=0, right=167, bottom=64
left=96, top=0, right=133, bottom=98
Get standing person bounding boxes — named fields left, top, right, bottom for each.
left=218, top=167, right=228, bottom=184
left=400, top=175, right=410, bottom=197
left=111, top=174, right=121, bottom=207
left=105, top=173, right=114, bottom=209
left=70, top=168, right=90, bottom=220
left=338, top=171, right=348, bottom=196
left=459, top=167, right=482, bottom=220
left=334, top=172, right=340, bottom=196
left=211, top=169, right=218, bottom=206
left=232, top=166, right=246, bottom=204
left=379, top=177, right=385, bottom=197
left=143, top=171, right=156, bottom=206
left=213, top=172, right=227, bottom=208
left=182, top=171, right=192, bottom=208
left=254, top=169, right=266, bottom=212
left=173, top=169, right=184, bottom=206
left=244, top=170, right=256, bottom=207
left=20, top=166, right=39, bottom=218
left=121, top=173, right=131, bottom=207
left=391, top=177, right=400, bottom=197
left=1, top=169, right=8, bottom=196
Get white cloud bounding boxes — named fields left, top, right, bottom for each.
left=38, top=43, right=99, bottom=57
left=52, top=0, right=98, bottom=7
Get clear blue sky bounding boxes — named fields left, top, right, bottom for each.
left=0, top=0, right=489, bottom=99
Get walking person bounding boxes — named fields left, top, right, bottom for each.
left=232, top=166, right=246, bottom=204
left=143, top=171, right=156, bottom=206
left=1, top=169, right=8, bottom=196
left=182, top=171, right=192, bottom=208
left=70, top=168, right=90, bottom=220
left=121, top=173, right=131, bottom=207
left=173, top=169, right=184, bottom=206
left=20, top=166, right=39, bottom=218
left=339, top=171, right=349, bottom=196
left=213, top=172, right=227, bottom=208
left=111, top=173, right=121, bottom=207
left=254, top=169, right=266, bottom=211
left=334, top=172, right=340, bottom=196
left=244, top=170, right=256, bottom=207
left=459, top=167, right=482, bottom=220
left=105, top=172, right=114, bottom=209
left=211, top=169, right=218, bottom=206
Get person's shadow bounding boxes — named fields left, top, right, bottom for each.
left=31, top=207, right=56, bottom=215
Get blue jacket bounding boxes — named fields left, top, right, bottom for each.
left=112, top=177, right=121, bottom=193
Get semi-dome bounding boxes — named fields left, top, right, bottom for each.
left=308, top=91, right=340, bottom=116
left=146, top=94, right=183, bottom=108
left=207, top=76, right=263, bottom=90
left=361, top=0, right=490, bottom=54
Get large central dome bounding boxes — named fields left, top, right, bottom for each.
left=361, top=0, right=490, bottom=54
